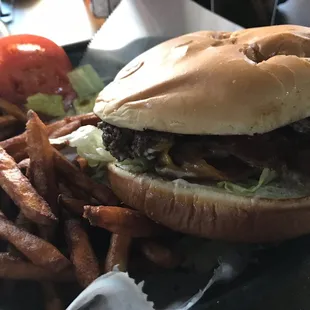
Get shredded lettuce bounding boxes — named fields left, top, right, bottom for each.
left=68, top=64, right=104, bottom=100
left=49, top=125, right=115, bottom=167
left=218, top=168, right=278, bottom=195
left=25, top=65, right=103, bottom=117
left=50, top=125, right=150, bottom=173
left=26, top=93, right=66, bottom=117
left=116, top=158, right=150, bottom=173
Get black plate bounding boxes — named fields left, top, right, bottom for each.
left=2, top=42, right=310, bottom=310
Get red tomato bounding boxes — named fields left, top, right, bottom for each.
left=0, top=34, right=76, bottom=106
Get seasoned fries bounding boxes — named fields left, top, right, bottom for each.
left=26, top=111, right=58, bottom=215
left=8, top=212, right=35, bottom=258
left=59, top=195, right=89, bottom=216
left=49, top=120, right=81, bottom=139
left=0, top=112, right=99, bottom=159
left=64, top=180, right=90, bottom=201
left=65, top=218, right=100, bottom=287
left=42, top=282, right=64, bottom=310
left=0, top=216, right=70, bottom=272
left=0, top=133, right=28, bottom=159
left=105, top=234, right=132, bottom=272
left=17, top=158, right=30, bottom=171
left=0, top=146, right=57, bottom=225
left=58, top=182, right=74, bottom=197
left=54, top=149, right=118, bottom=205
left=15, top=212, right=35, bottom=233
left=0, top=126, right=21, bottom=142
left=83, top=206, right=167, bottom=237
left=68, top=112, right=100, bottom=126
left=0, top=210, right=6, bottom=219
left=73, top=156, right=89, bottom=173
left=0, top=98, right=27, bottom=123
left=0, top=108, right=186, bottom=307
left=0, top=253, right=74, bottom=282
left=0, top=115, right=19, bottom=128
left=140, top=240, right=181, bottom=269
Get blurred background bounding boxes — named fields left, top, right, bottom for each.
left=0, top=0, right=309, bottom=46
left=195, top=0, right=310, bottom=28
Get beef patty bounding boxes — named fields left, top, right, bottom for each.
left=98, top=119, right=310, bottom=179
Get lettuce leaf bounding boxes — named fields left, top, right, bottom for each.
left=50, top=125, right=150, bottom=173
left=116, top=158, right=150, bottom=173
left=68, top=64, right=104, bottom=100
left=26, top=93, right=66, bottom=117
left=26, top=65, right=103, bottom=117
left=218, top=168, right=277, bottom=195
left=49, top=125, right=115, bottom=167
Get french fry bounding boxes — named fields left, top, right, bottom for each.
left=83, top=206, right=167, bottom=237
left=73, top=156, right=89, bottom=173
left=26, top=111, right=58, bottom=216
left=105, top=234, right=132, bottom=272
left=0, top=216, right=71, bottom=272
left=59, top=195, right=89, bottom=216
left=0, top=133, right=27, bottom=159
left=17, top=158, right=30, bottom=171
left=139, top=240, right=181, bottom=269
left=58, top=182, right=92, bottom=211
left=0, top=112, right=98, bottom=159
left=128, top=248, right=164, bottom=274
left=65, top=218, right=100, bottom=287
left=0, top=188, right=17, bottom=220
left=15, top=212, right=35, bottom=232
left=11, top=150, right=29, bottom=163
left=3, top=136, right=65, bottom=162
left=58, top=182, right=74, bottom=197
left=65, top=181, right=90, bottom=201
left=49, top=120, right=81, bottom=139
left=0, top=125, right=21, bottom=142
left=0, top=253, right=74, bottom=281
left=0, top=120, right=68, bottom=157
left=0, top=115, right=19, bottom=128
left=67, top=112, right=100, bottom=126
left=47, top=119, right=68, bottom=134
left=42, top=282, right=64, bottom=310
left=54, top=149, right=119, bottom=205
left=0, top=146, right=57, bottom=225
left=0, top=98, right=27, bottom=123
left=8, top=212, right=36, bottom=258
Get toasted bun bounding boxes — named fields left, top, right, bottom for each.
left=95, top=25, right=310, bottom=135
left=108, top=164, right=310, bottom=242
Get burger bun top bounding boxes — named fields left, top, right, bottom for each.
left=95, top=25, right=310, bottom=135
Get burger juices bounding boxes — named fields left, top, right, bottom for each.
left=57, top=25, right=310, bottom=242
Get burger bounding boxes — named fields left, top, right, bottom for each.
left=74, top=25, right=310, bottom=242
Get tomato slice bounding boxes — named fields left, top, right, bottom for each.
left=0, top=34, right=76, bottom=106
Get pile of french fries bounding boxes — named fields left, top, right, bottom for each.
left=0, top=98, right=28, bottom=141
left=0, top=104, right=182, bottom=308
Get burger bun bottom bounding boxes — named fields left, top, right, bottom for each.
left=107, top=164, right=310, bottom=243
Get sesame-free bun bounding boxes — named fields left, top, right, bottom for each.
left=108, top=164, right=310, bottom=243
left=95, top=25, right=310, bottom=135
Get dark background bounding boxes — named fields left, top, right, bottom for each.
left=193, top=0, right=309, bottom=28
